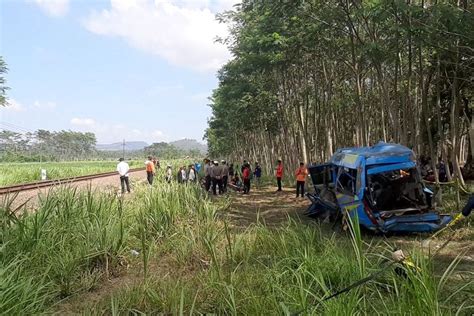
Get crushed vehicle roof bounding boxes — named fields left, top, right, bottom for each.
left=329, top=142, right=415, bottom=168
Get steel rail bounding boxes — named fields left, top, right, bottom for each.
left=0, top=168, right=145, bottom=195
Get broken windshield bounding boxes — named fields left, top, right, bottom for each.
left=367, top=168, right=427, bottom=211
left=336, top=167, right=357, bottom=195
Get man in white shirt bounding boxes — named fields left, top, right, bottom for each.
left=166, top=165, right=173, bottom=183
left=180, top=166, right=188, bottom=183
left=188, top=164, right=197, bottom=183
left=117, top=158, right=130, bottom=193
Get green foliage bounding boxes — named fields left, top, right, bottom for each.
left=144, top=141, right=205, bottom=160
left=0, top=56, right=8, bottom=106
left=144, top=142, right=182, bottom=159
left=1, top=179, right=472, bottom=314
left=0, top=129, right=97, bottom=161
left=206, top=0, right=474, bottom=176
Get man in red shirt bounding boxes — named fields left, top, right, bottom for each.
left=276, top=159, right=283, bottom=192
left=242, top=163, right=251, bottom=194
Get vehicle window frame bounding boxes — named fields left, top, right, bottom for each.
left=336, top=167, right=357, bottom=196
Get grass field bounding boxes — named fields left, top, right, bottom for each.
left=0, top=161, right=144, bottom=187
left=0, top=159, right=204, bottom=187
left=1, top=176, right=472, bottom=315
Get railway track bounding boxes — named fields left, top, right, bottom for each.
left=0, top=168, right=145, bottom=195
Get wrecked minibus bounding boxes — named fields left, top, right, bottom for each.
left=306, top=142, right=452, bottom=233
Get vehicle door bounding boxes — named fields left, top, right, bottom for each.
left=308, top=163, right=335, bottom=195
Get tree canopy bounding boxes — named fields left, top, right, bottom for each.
left=0, top=129, right=97, bottom=162
left=206, top=0, right=474, bottom=183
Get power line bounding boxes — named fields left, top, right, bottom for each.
left=0, top=121, right=35, bottom=134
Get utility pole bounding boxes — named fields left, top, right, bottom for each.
left=122, top=139, right=125, bottom=159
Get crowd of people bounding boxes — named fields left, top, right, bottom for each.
left=116, top=156, right=312, bottom=197
left=202, top=158, right=310, bottom=197
left=115, top=156, right=474, bottom=221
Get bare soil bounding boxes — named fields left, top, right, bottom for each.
left=220, top=186, right=308, bottom=228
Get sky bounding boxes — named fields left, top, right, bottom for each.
left=0, top=0, right=237, bottom=144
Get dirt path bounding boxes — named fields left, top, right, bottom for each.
left=222, top=186, right=309, bottom=228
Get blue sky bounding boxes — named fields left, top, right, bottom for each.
left=0, top=0, right=236, bottom=144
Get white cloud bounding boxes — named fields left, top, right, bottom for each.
left=151, top=130, right=163, bottom=138
left=82, top=0, right=236, bottom=72
left=4, top=99, right=26, bottom=112
left=33, top=100, right=57, bottom=110
left=71, top=117, right=96, bottom=126
left=34, top=0, right=69, bottom=17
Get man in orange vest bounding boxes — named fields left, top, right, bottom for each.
left=295, top=162, right=308, bottom=198
left=276, top=159, right=283, bottom=192
left=145, top=156, right=155, bottom=185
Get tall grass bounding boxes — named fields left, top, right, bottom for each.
left=1, top=179, right=472, bottom=314
left=0, top=186, right=127, bottom=314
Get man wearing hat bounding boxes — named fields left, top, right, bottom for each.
left=210, top=160, right=223, bottom=195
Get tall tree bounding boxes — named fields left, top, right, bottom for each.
left=206, top=0, right=473, bottom=182
left=0, top=57, right=9, bottom=106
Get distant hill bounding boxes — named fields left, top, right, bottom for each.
left=96, top=141, right=149, bottom=151
left=170, top=139, right=207, bottom=154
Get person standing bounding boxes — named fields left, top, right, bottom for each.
left=188, top=164, right=197, bottom=183
left=177, top=166, right=183, bottom=184
left=194, top=162, right=201, bottom=173
left=275, top=159, right=284, bottom=192
left=181, top=165, right=188, bottom=183
left=204, top=159, right=212, bottom=192
left=165, top=165, right=173, bottom=183
left=241, top=160, right=247, bottom=174
left=242, top=163, right=251, bottom=194
left=145, top=156, right=155, bottom=185
left=221, top=160, right=229, bottom=192
left=295, top=162, right=308, bottom=198
left=117, top=158, right=131, bottom=193
left=254, top=162, right=262, bottom=189
left=210, top=160, right=222, bottom=195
